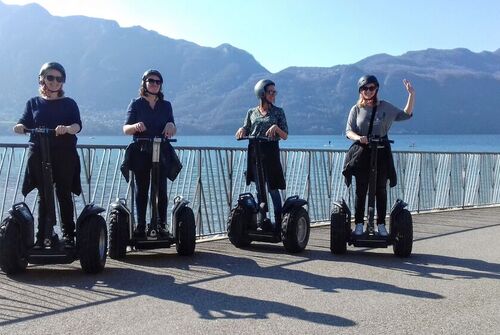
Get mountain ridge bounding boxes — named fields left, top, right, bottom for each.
left=0, top=1, right=499, bottom=135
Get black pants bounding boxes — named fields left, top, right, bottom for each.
left=28, top=148, right=78, bottom=238
left=134, top=168, right=168, bottom=228
left=354, top=148, right=389, bottom=225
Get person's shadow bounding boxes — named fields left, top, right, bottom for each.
left=1, top=264, right=354, bottom=328
left=317, top=250, right=500, bottom=281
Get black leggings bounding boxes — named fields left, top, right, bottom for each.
left=28, top=148, right=78, bottom=238
left=354, top=148, right=389, bottom=225
left=134, top=168, right=168, bottom=227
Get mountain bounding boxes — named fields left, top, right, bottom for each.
left=1, top=1, right=499, bottom=135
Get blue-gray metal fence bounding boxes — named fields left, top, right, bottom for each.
left=1, top=143, right=499, bottom=238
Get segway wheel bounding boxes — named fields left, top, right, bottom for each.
left=175, top=206, right=196, bottom=256
left=78, top=215, right=107, bottom=273
left=227, top=207, right=251, bottom=248
left=108, top=210, right=129, bottom=259
left=282, top=207, right=310, bottom=253
left=330, top=205, right=348, bottom=255
left=392, top=209, right=413, bottom=257
left=0, top=218, right=28, bottom=274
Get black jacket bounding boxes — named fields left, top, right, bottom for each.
left=22, top=147, right=82, bottom=197
left=120, top=140, right=182, bottom=182
left=246, top=140, right=286, bottom=190
left=342, top=141, right=397, bottom=188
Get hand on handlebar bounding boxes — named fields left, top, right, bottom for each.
left=134, top=122, right=146, bottom=133
left=163, top=122, right=176, bottom=138
left=265, top=125, right=280, bottom=138
left=235, top=127, right=246, bottom=139
left=13, top=124, right=26, bottom=134
left=359, top=136, right=368, bottom=144
left=55, top=125, right=69, bottom=136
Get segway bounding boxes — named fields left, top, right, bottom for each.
left=0, top=128, right=108, bottom=274
left=330, top=136, right=413, bottom=257
left=227, top=136, right=310, bottom=253
left=108, top=137, right=196, bottom=259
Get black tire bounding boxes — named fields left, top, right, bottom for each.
left=176, top=206, right=196, bottom=256
left=282, top=207, right=310, bottom=253
left=330, top=205, right=348, bottom=255
left=108, top=210, right=129, bottom=259
left=0, top=218, right=28, bottom=275
left=78, top=215, right=107, bottom=273
left=392, top=209, right=413, bottom=257
left=227, top=206, right=251, bottom=248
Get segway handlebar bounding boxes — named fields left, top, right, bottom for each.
left=24, top=128, right=56, bottom=135
left=237, top=135, right=273, bottom=142
left=134, top=137, right=177, bottom=143
left=367, top=136, right=394, bottom=145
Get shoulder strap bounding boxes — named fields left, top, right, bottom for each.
left=367, top=105, right=378, bottom=137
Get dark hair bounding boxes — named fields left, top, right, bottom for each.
left=139, top=86, right=164, bottom=100
left=140, top=70, right=164, bottom=100
left=38, top=62, right=66, bottom=98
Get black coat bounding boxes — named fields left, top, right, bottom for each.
left=246, top=140, right=286, bottom=190
left=342, top=141, right=397, bottom=188
left=120, top=140, right=182, bottom=182
left=22, top=147, right=82, bottom=197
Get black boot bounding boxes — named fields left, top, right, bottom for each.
left=133, top=223, right=146, bottom=238
left=158, top=223, right=169, bottom=238
left=61, top=223, right=76, bottom=248
left=63, top=233, right=75, bottom=248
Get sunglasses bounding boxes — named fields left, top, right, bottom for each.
left=45, top=75, right=64, bottom=83
left=146, top=78, right=162, bottom=85
left=266, top=90, right=278, bottom=96
left=360, top=85, right=377, bottom=92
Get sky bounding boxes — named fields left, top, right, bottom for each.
left=3, top=0, right=500, bottom=73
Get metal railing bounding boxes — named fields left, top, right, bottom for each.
left=1, top=143, right=499, bottom=238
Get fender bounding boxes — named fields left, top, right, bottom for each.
left=5, top=202, right=35, bottom=247
left=236, top=193, right=258, bottom=213
left=76, top=203, right=105, bottom=228
left=282, top=195, right=307, bottom=214
left=331, top=198, right=351, bottom=218
left=390, top=198, right=408, bottom=218
left=171, top=196, right=192, bottom=238
left=389, top=198, right=409, bottom=237
left=108, top=198, right=131, bottom=216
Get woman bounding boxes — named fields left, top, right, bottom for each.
left=345, top=75, right=415, bottom=236
left=123, top=69, right=176, bottom=237
left=235, top=79, right=288, bottom=229
left=13, top=62, right=82, bottom=248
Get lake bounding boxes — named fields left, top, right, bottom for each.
left=1, top=134, right=499, bottom=153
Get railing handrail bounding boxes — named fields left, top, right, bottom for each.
left=1, top=142, right=499, bottom=239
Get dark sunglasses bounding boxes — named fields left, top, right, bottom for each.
left=360, top=85, right=377, bottom=92
left=266, top=90, right=278, bottom=96
left=45, top=75, right=64, bottom=83
left=146, top=78, right=162, bottom=85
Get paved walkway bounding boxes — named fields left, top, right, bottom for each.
left=1, top=207, right=499, bottom=335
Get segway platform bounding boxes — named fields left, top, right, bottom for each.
left=130, top=234, right=176, bottom=250
left=27, top=243, right=78, bottom=265
left=350, top=233, right=391, bottom=248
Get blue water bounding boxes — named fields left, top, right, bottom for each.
left=1, top=134, right=499, bottom=153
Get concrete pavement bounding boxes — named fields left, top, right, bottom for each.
left=1, top=207, right=499, bottom=334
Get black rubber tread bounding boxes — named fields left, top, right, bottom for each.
left=392, top=209, right=413, bottom=257
left=282, top=207, right=310, bottom=253
left=0, top=218, right=28, bottom=275
left=175, top=207, right=196, bottom=256
left=330, top=206, right=348, bottom=254
left=78, top=215, right=107, bottom=273
left=108, top=210, right=129, bottom=259
left=227, top=207, right=252, bottom=248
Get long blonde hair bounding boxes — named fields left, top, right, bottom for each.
left=356, top=93, right=378, bottom=108
left=38, top=78, right=64, bottom=98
